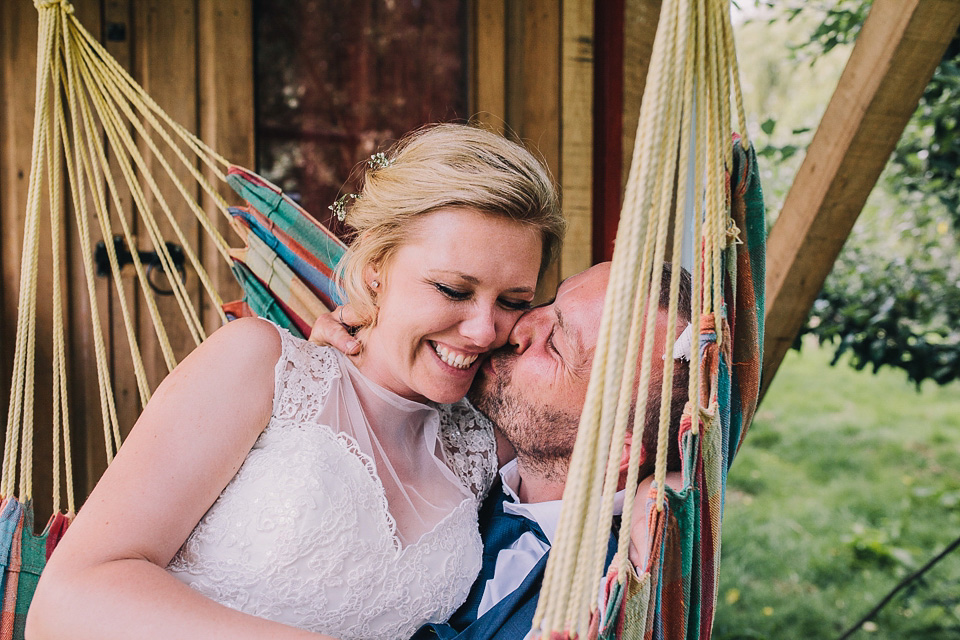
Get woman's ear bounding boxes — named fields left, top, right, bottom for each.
left=363, top=264, right=382, bottom=294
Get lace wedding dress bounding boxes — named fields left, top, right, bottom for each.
left=167, top=325, right=498, bottom=639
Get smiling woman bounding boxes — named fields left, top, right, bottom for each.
left=356, top=207, right=543, bottom=404
left=28, top=123, right=565, bottom=640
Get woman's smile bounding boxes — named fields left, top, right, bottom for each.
left=431, top=341, right=482, bottom=370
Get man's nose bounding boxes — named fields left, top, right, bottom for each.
left=507, top=308, right=542, bottom=354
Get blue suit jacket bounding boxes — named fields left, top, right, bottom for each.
left=413, top=480, right=619, bottom=640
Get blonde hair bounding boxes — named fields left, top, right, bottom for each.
left=337, top=123, right=564, bottom=325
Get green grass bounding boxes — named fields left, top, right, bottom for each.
left=713, top=339, right=960, bottom=640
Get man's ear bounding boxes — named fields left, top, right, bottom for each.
left=617, top=431, right=634, bottom=491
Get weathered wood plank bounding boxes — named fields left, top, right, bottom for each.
left=473, top=0, right=507, bottom=132
left=134, top=0, right=201, bottom=394
left=517, top=0, right=561, bottom=298
left=621, top=0, right=661, bottom=196
left=197, top=0, right=252, bottom=333
left=90, top=0, right=140, bottom=492
left=67, top=0, right=108, bottom=510
left=560, top=0, right=594, bottom=279
left=0, top=0, right=78, bottom=520
left=761, top=0, right=960, bottom=398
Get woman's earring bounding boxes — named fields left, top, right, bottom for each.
left=370, top=280, right=380, bottom=290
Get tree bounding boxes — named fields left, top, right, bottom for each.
left=758, top=0, right=960, bottom=387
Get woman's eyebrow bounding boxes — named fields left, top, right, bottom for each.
left=428, top=270, right=536, bottom=294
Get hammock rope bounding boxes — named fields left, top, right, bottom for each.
left=4, top=0, right=242, bottom=506
left=535, top=0, right=750, bottom=635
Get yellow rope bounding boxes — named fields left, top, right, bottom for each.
left=4, top=0, right=244, bottom=508
left=59, top=6, right=124, bottom=461
left=534, top=0, right=747, bottom=634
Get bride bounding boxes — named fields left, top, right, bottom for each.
left=27, top=124, right=564, bottom=640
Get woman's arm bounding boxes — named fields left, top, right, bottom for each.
left=27, top=318, right=336, bottom=640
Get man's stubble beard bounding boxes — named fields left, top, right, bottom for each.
left=468, top=355, right=580, bottom=483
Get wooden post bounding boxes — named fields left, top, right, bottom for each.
left=560, top=0, right=594, bottom=279
left=761, top=0, right=960, bottom=398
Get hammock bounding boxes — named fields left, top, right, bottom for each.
left=2, top=0, right=760, bottom=638
left=532, top=0, right=762, bottom=637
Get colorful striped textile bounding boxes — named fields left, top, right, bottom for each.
left=229, top=262, right=305, bottom=338
left=0, top=498, right=58, bottom=640
left=229, top=206, right=344, bottom=311
left=599, top=138, right=765, bottom=640
left=228, top=214, right=330, bottom=335
left=224, top=167, right=347, bottom=328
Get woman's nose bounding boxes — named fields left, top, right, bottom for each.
left=459, top=304, right=499, bottom=349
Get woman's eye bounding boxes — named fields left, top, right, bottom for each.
left=499, top=298, right=533, bottom=312
left=434, top=283, right=471, bottom=301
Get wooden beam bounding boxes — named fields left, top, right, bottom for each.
left=761, top=0, right=960, bottom=398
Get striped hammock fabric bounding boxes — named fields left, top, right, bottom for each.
left=222, top=166, right=347, bottom=337
left=597, top=138, right=764, bottom=640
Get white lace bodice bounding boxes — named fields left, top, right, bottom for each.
left=167, top=326, right=497, bottom=639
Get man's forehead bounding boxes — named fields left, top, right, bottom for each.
left=555, top=262, right=611, bottom=303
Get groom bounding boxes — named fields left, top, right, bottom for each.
left=411, top=261, right=691, bottom=639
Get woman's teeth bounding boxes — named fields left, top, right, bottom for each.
left=434, top=343, right=479, bottom=370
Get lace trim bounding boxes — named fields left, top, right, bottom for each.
left=437, top=400, right=498, bottom=501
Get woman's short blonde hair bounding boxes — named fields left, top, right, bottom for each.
left=337, top=123, right=564, bottom=325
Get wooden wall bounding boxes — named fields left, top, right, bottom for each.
left=474, top=0, right=660, bottom=272
left=0, top=0, right=252, bottom=520
left=471, top=0, right=596, bottom=295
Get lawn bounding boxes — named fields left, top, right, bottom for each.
left=713, top=339, right=960, bottom=640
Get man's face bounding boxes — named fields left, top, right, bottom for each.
left=468, top=263, right=611, bottom=477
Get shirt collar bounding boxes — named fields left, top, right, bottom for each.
left=498, top=459, right=625, bottom=546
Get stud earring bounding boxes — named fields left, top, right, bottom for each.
left=370, top=280, right=380, bottom=289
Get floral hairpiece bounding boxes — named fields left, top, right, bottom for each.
left=329, top=153, right=394, bottom=222
left=329, top=193, right=358, bottom=222
left=367, top=152, right=391, bottom=170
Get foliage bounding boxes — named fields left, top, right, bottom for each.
left=802, top=206, right=960, bottom=387
left=714, top=341, right=960, bottom=639
left=753, top=1, right=960, bottom=387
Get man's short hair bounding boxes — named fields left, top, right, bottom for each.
left=636, top=262, right=692, bottom=480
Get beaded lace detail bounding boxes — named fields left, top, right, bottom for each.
left=167, top=326, right=497, bottom=639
